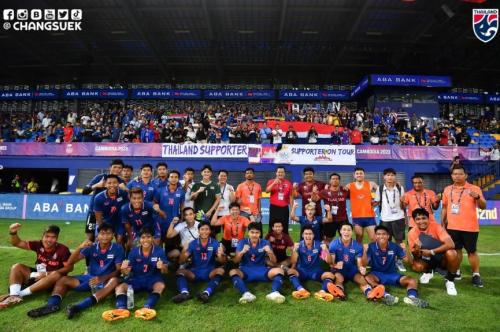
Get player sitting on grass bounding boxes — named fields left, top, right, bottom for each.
left=229, top=222, right=286, bottom=304
left=408, top=208, right=459, bottom=296
left=287, top=225, right=338, bottom=302
left=102, top=227, right=168, bottom=321
left=329, top=223, right=384, bottom=301
left=172, top=221, right=226, bottom=304
left=363, top=225, right=429, bottom=308
left=27, top=223, right=124, bottom=319
left=0, top=224, right=71, bottom=309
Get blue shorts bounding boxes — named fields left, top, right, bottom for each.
left=240, top=266, right=271, bottom=282
left=190, top=267, right=212, bottom=282
left=353, top=217, right=376, bottom=228
left=73, top=275, right=95, bottom=292
left=334, top=267, right=359, bottom=282
left=370, top=271, right=402, bottom=287
left=128, top=276, right=165, bottom=292
left=156, top=217, right=170, bottom=241
left=296, top=267, right=323, bottom=282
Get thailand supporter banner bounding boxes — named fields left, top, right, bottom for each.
left=62, top=89, right=128, bottom=99
left=437, top=93, right=484, bottom=104
left=279, top=90, right=350, bottom=101
left=161, top=143, right=248, bottom=158
left=248, top=144, right=356, bottom=165
left=131, top=89, right=202, bottom=100
left=0, top=143, right=162, bottom=157
left=370, top=74, right=452, bottom=88
left=204, top=89, right=274, bottom=100
left=486, top=95, right=500, bottom=104
left=351, top=76, right=369, bottom=98
left=355, top=146, right=392, bottom=160
left=0, top=90, right=59, bottom=100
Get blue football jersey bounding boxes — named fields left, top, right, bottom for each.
left=297, top=240, right=323, bottom=270
left=299, top=216, right=323, bottom=240
left=367, top=242, right=405, bottom=273
left=81, top=242, right=124, bottom=276
left=128, top=245, right=167, bottom=279
left=127, top=179, right=156, bottom=202
left=86, top=173, right=124, bottom=211
left=152, top=177, right=169, bottom=190
left=121, top=201, right=161, bottom=240
left=237, top=238, right=270, bottom=268
left=329, top=238, right=363, bottom=270
left=187, top=238, right=220, bottom=270
left=153, top=185, right=185, bottom=225
left=93, top=189, right=129, bottom=225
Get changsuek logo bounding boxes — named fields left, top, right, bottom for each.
left=3, top=8, right=82, bottom=31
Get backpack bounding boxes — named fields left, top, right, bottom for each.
left=379, top=184, right=402, bottom=213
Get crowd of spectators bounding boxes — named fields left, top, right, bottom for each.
left=0, top=101, right=498, bottom=147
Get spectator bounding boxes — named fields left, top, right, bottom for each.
left=27, top=177, right=39, bottom=193
left=259, top=122, right=272, bottom=144
left=350, top=126, right=362, bottom=145
left=285, top=125, right=299, bottom=144
left=307, top=126, right=318, bottom=144
left=11, top=175, right=21, bottom=193
left=331, top=127, right=341, bottom=145
left=271, top=124, right=283, bottom=144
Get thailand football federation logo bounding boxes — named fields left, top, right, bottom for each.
left=473, top=9, right=498, bottom=43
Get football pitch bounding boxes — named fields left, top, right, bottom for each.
left=0, top=219, right=498, bottom=332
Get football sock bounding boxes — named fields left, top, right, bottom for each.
left=407, top=288, right=418, bottom=298
left=19, top=287, right=32, bottom=297
left=9, top=284, right=21, bottom=296
left=47, top=294, right=62, bottom=306
left=231, top=275, right=248, bottom=294
left=144, top=292, right=160, bottom=308
left=271, top=274, right=284, bottom=292
left=176, top=275, right=189, bottom=294
left=116, top=294, right=127, bottom=309
left=289, top=275, right=303, bottom=291
left=322, top=278, right=334, bottom=291
left=364, top=287, right=372, bottom=297
left=205, top=275, right=222, bottom=296
left=75, top=295, right=98, bottom=311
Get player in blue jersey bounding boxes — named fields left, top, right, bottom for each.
left=93, top=175, right=129, bottom=245
left=290, top=201, right=333, bottom=241
left=286, top=225, right=338, bottom=301
left=83, top=159, right=125, bottom=241
left=152, top=162, right=169, bottom=189
left=27, top=223, right=124, bottom=319
left=229, top=222, right=286, bottom=304
left=121, top=165, right=133, bottom=186
left=127, top=164, right=156, bottom=202
left=102, top=227, right=168, bottom=321
left=153, top=170, right=185, bottom=245
left=122, top=188, right=165, bottom=250
left=363, top=225, right=429, bottom=308
left=172, top=221, right=226, bottom=304
left=329, top=223, right=384, bottom=301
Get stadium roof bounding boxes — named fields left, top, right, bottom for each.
left=0, top=0, right=499, bottom=89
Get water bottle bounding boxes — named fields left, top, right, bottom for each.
left=127, top=285, right=134, bottom=309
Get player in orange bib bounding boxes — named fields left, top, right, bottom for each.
left=345, top=167, right=379, bottom=243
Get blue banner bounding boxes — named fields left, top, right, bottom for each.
left=0, top=194, right=24, bottom=219
left=131, top=89, right=202, bottom=100
left=204, top=89, right=275, bottom=100
left=32, top=90, right=59, bottom=100
left=370, top=74, right=452, bottom=88
left=437, top=93, right=484, bottom=104
left=0, top=90, right=59, bottom=100
left=486, top=95, right=500, bottom=104
left=24, top=194, right=91, bottom=221
left=351, top=76, right=369, bottom=98
left=279, top=90, right=350, bottom=101
left=62, top=89, right=128, bottom=99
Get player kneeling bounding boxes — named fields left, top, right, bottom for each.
left=172, top=222, right=226, bottom=304
left=28, top=223, right=124, bottom=319
left=102, top=227, right=168, bottom=321
left=229, top=222, right=286, bottom=304
left=287, top=225, right=337, bottom=302
left=363, top=225, right=428, bottom=308
left=329, top=223, right=384, bottom=301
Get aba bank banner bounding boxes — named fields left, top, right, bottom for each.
left=351, top=76, right=369, bottom=98
left=204, top=89, right=275, bottom=100
left=437, top=93, right=484, bottom=104
left=370, top=74, right=452, bottom=88
left=131, top=89, right=202, bottom=100
left=161, top=143, right=248, bottom=159
left=0, top=90, right=59, bottom=100
left=249, top=144, right=356, bottom=165
left=62, top=89, right=128, bottom=99
left=279, top=90, right=350, bottom=101
left=486, top=95, right=500, bottom=104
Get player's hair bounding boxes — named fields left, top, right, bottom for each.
left=218, top=169, right=228, bottom=175
left=451, top=165, right=467, bottom=174
left=198, top=221, right=211, bottom=230
left=301, top=224, right=314, bottom=233
left=383, top=168, right=397, bottom=175
left=104, top=174, right=120, bottom=182
left=201, top=164, right=212, bottom=172
left=411, top=208, right=429, bottom=219
left=140, top=163, right=153, bottom=171
left=303, top=167, right=315, bottom=174
left=168, top=170, right=180, bottom=177
left=248, top=222, right=261, bottom=232
left=305, top=202, right=316, bottom=210
left=245, top=167, right=255, bottom=173
left=340, top=222, right=353, bottom=230
left=129, top=187, right=144, bottom=197
left=354, top=167, right=365, bottom=173
left=374, top=225, right=390, bottom=234
left=184, top=167, right=195, bottom=173
left=156, top=162, right=168, bottom=169
left=271, top=220, right=283, bottom=226
left=411, top=174, right=423, bottom=181
left=228, top=202, right=240, bottom=210
left=183, top=207, right=195, bottom=215
left=140, top=226, right=154, bottom=237
left=330, top=172, right=341, bottom=180
left=44, top=225, right=60, bottom=236
left=110, top=159, right=124, bottom=167
left=276, top=165, right=285, bottom=171
left=123, top=165, right=133, bottom=171
left=98, top=222, right=114, bottom=233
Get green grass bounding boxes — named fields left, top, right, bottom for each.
left=0, top=219, right=499, bottom=332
